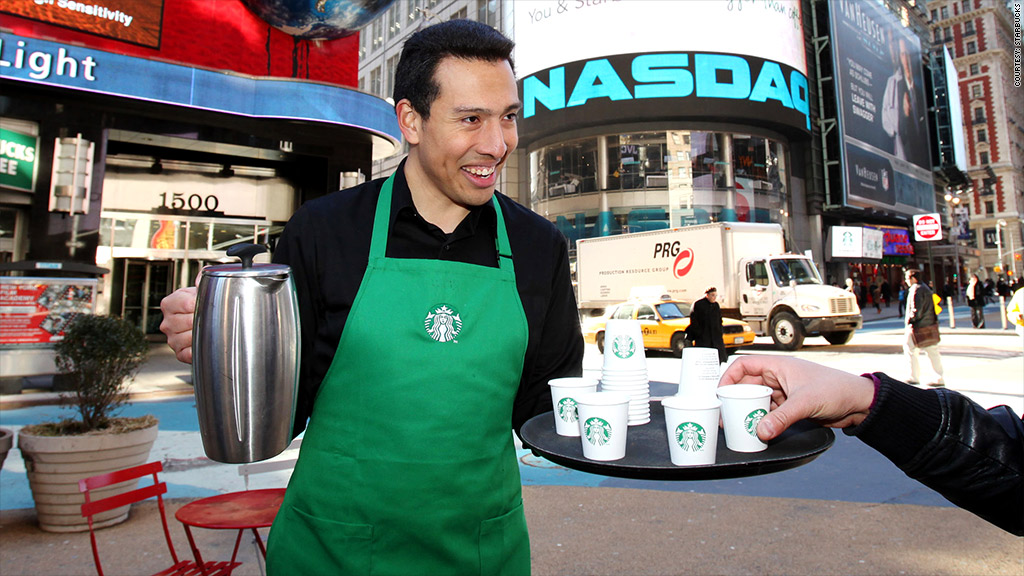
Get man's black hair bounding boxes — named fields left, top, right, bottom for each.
left=393, top=19, right=515, bottom=118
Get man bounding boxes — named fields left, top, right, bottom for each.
left=687, top=286, right=726, bottom=363
left=159, top=20, right=583, bottom=574
left=966, top=274, right=986, bottom=329
left=719, top=356, right=1021, bottom=536
left=903, top=268, right=944, bottom=386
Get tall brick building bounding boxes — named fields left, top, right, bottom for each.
left=929, top=0, right=1024, bottom=280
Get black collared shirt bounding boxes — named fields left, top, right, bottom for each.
left=273, top=160, right=584, bottom=437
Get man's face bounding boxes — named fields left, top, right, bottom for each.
left=402, top=57, right=520, bottom=211
left=905, top=272, right=916, bottom=285
left=706, top=290, right=718, bottom=303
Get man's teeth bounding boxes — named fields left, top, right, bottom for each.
left=465, top=167, right=494, bottom=177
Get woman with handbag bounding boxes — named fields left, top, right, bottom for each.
left=966, top=274, right=986, bottom=329
left=903, top=269, right=944, bottom=387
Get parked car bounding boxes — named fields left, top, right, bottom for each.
left=582, top=297, right=755, bottom=357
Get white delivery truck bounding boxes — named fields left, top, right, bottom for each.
left=576, top=222, right=862, bottom=350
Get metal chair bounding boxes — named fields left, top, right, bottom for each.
left=79, top=461, right=241, bottom=576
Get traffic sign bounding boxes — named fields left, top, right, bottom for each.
left=913, top=213, right=942, bottom=242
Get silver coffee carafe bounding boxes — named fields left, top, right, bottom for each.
left=192, top=244, right=300, bottom=463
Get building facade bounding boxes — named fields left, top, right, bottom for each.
left=928, top=0, right=1024, bottom=281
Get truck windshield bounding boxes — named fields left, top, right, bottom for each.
left=770, top=259, right=822, bottom=286
left=656, top=302, right=689, bottom=319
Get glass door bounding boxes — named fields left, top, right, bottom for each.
left=121, top=260, right=173, bottom=337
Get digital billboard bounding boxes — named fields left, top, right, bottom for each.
left=828, top=0, right=934, bottom=215
left=0, top=0, right=164, bottom=49
left=514, top=0, right=809, bottom=140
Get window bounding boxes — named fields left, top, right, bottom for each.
left=984, top=200, right=994, bottom=214
left=967, top=41, right=977, bottom=55
left=980, top=151, right=990, bottom=164
left=963, top=20, right=975, bottom=35
left=969, top=63, right=979, bottom=75
left=974, top=107, right=985, bottom=123
left=971, top=84, right=982, bottom=98
left=977, top=128, right=987, bottom=143
left=636, top=305, right=656, bottom=321
left=384, top=54, right=400, bottom=101
left=478, top=0, right=498, bottom=27
left=747, top=261, right=769, bottom=287
left=943, top=26, right=952, bottom=41
left=450, top=7, right=467, bottom=19
left=371, top=18, right=384, bottom=51
left=407, top=0, right=418, bottom=22
left=387, top=5, right=401, bottom=40
left=369, top=67, right=382, bottom=97
left=933, top=29, right=943, bottom=43
left=940, top=6, right=949, bottom=19
left=931, top=9, right=938, bottom=21
left=612, top=304, right=635, bottom=320
left=962, top=0, right=971, bottom=13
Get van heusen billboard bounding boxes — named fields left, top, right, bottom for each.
left=828, top=0, right=934, bottom=215
left=514, top=0, right=809, bottom=141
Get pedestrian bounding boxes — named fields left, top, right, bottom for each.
left=984, top=278, right=996, bottom=304
left=160, top=20, right=583, bottom=574
left=719, top=355, right=1022, bottom=536
left=966, top=274, right=986, bottom=329
left=871, top=283, right=882, bottom=313
left=880, top=280, right=892, bottom=308
left=903, top=269, right=944, bottom=386
left=897, top=282, right=907, bottom=317
left=686, top=286, right=727, bottom=363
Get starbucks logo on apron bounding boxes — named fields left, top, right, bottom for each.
left=424, top=304, right=463, bottom=343
left=744, top=409, right=767, bottom=437
left=675, top=422, right=707, bottom=452
left=611, top=335, right=636, bottom=359
left=583, top=417, right=612, bottom=446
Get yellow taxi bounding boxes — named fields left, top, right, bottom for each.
left=582, top=297, right=755, bottom=358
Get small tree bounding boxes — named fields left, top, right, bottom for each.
left=53, top=314, right=150, bottom=433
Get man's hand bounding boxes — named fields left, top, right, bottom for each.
left=718, top=356, right=876, bottom=441
left=159, top=286, right=198, bottom=364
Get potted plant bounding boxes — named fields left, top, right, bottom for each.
left=17, top=313, right=157, bottom=533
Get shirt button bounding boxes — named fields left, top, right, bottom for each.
left=444, top=245, right=451, bottom=251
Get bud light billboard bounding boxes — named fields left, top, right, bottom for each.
left=828, top=0, right=934, bottom=215
left=514, top=0, right=809, bottom=141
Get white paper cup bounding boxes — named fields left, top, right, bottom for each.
left=716, top=384, right=772, bottom=453
left=662, top=395, right=721, bottom=466
left=549, top=377, right=599, bottom=437
left=602, top=319, right=647, bottom=371
left=678, top=347, right=722, bottom=398
left=575, top=392, right=630, bottom=461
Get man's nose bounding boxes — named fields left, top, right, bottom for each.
left=478, top=121, right=509, bottom=158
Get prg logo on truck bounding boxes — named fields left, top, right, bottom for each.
left=652, top=242, right=694, bottom=279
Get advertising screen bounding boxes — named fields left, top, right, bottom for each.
left=943, top=47, right=967, bottom=173
left=0, top=277, right=97, bottom=347
left=1, top=0, right=164, bottom=48
left=514, top=0, right=809, bottom=140
left=828, top=0, right=934, bottom=215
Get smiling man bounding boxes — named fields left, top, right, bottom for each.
left=159, top=19, right=583, bottom=575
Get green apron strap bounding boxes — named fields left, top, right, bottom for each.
left=369, top=173, right=396, bottom=260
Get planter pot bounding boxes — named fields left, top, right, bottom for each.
left=0, top=427, right=12, bottom=470
left=18, top=421, right=158, bottom=533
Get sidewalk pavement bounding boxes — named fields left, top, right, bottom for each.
left=1, top=305, right=1021, bottom=575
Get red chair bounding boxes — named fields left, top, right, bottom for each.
left=79, top=461, right=241, bottom=576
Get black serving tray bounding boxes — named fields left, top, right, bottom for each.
left=520, top=400, right=835, bottom=481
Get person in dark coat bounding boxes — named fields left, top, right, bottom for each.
left=687, top=286, right=727, bottom=363
left=966, top=274, right=986, bottom=329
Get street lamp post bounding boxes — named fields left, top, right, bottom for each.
left=996, top=219, right=1005, bottom=275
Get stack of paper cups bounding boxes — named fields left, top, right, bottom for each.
left=600, top=319, right=650, bottom=426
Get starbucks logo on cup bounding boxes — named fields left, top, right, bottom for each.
left=611, top=335, right=636, bottom=359
left=675, top=422, right=707, bottom=452
left=557, top=397, right=579, bottom=423
left=424, top=304, right=462, bottom=343
left=584, top=417, right=613, bottom=446
left=744, top=409, right=767, bottom=438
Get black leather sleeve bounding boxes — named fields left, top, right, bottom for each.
left=847, top=373, right=1023, bottom=536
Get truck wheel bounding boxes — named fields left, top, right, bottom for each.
left=770, top=313, right=805, bottom=351
left=597, top=332, right=605, bottom=354
left=822, top=330, right=854, bottom=345
left=671, top=334, right=687, bottom=358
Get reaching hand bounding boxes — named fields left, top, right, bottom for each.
left=159, top=286, right=198, bottom=364
left=718, top=356, right=876, bottom=441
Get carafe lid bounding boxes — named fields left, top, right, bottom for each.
left=202, top=244, right=290, bottom=278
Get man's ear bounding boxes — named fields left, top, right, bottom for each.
left=396, top=99, right=422, bottom=145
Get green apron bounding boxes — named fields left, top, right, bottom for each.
left=266, top=174, right=531, bottom=576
